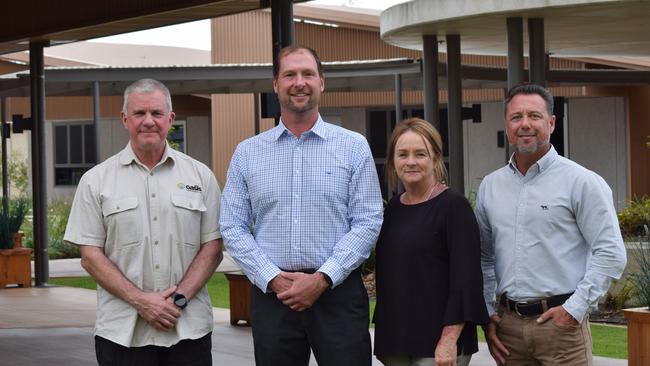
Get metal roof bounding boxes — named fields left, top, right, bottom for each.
left=1, top=57, right=649, bottom=98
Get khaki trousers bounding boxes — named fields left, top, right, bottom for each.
left=496, top=307, right=593, bottom=366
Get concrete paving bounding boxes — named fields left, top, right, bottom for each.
left=0, top=258, right=627, bottom=366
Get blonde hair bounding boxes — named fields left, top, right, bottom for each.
left=386, top=118, right=447, bottom=191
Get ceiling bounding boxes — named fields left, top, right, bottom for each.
left=0, top=0, right=306, bottom=55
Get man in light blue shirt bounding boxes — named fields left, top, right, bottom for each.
left=475, top=83, right=626, bottom=366
left=220, top=45, right=383, bottom=366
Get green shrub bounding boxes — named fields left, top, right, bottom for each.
left=628, top=225, right=650, bottom=309
left=0, top=197, right=29, bottom=249
left=603, top=278, right=636, bottom=310
left=22, top=199, right=78, bottom=259
left=618, top=196, right=650, bottom=238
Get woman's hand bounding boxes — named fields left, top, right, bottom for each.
left=435, top=323, right=464, bottom=366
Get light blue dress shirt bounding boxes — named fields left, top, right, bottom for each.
left=475, top=146, right=627, bottom=322
left=220, top=116, right=383, bottom=292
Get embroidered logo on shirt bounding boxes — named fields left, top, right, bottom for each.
left=177, top=182, right=202, bottom=192
left=540, top=205, right=549, bottom=210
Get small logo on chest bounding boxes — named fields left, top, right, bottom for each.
left=177, top=182, right=202, bottom=192
left=540, top=205, right=549, bottom=210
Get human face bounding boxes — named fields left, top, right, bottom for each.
left=505, top=93, right=555, bottom=156
left=273, top=50, right=324, bottom=116
left=394, top=130, right=436, bottom=188
left=121, top=91, right=175, bottom=154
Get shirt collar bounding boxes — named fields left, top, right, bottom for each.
left=119, top=141, right=176, bottom=167
left=271, top=114, right=330, bottom=141
left=508, top=145, right=558, bottom=174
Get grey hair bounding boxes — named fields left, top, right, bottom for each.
left=504, top=83, right=554, bottom=117
left=122, top=79, right=173, bottom=114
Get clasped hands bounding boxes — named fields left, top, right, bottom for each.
left=270, top=271, right=330, bottom=312
left=133, top=286, right=182, bottom=331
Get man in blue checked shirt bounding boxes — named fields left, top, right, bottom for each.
left=219, top=45, right=383, bottom=366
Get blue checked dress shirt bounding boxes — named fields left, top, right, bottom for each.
left=220, top=116, right=383, bottom=292
left=475, top=146, right=627, bottom=322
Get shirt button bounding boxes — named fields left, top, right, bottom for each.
left=155, top=265, right=159, bottom=270
left=293, top=219, right=298, bottom=224
left=151, top=193, right=156, bottom=198
left=154, top=240, right=159, bottom=245
left=116, top=206, right=120, bottom=210
left=153, top=217, right=158, bottom=221
left=189, top=203, right=193, bottom=208
left=150, top=172, right=154, bottom=176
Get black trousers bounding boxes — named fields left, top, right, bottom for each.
left=95, top=332, right=212, bottom=366
left=251, top=268, right=371, bottom=366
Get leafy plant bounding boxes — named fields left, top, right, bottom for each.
left=22, top=199, right=78, bottom=258
left=628, top=224, right=650, bottom=309
left=603, top=278, right=635, bottom=311
left=618, top=196, right=650, bottom=238
left=0, top=197, right=29, bottom=250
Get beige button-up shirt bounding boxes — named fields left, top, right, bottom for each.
left=64, top=143, right=222, bottom=347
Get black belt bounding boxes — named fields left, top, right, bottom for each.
left=500, top=293, right=573, bottom=317
left=280, top=268, right=316, bottom=274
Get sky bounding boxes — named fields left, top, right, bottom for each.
left=89, top=0, right=410, bottom=50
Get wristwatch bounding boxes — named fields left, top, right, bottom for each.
left=172, top=292, right=188, bottom=309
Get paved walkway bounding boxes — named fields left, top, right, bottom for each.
left=0, top=258, right=626, bottom=366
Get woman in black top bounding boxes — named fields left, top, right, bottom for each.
left=373, top=118, right=488, bottom=366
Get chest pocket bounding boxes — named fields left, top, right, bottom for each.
left=171, top=194, right=207, bottom=245
left=102, top=197, right=141, bottom=249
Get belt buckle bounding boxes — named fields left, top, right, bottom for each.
left=514, top=301, right=530, bottom=316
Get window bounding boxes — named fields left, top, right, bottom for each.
left=167, top=120, right=186, bottom=153
left=54, top=122, right=97, bottom=186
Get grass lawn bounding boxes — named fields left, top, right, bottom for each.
left=50, top=276, right=627, bottom=359
left=50, top=273, right=230, bottom=308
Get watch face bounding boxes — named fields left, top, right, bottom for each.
left=174, top=293, right=187, bottom=308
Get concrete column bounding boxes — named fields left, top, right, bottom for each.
left=422, top=35, right=439, bottom=128
left=505, top=17, right=525, bottom=162
left=394, top=74, right=402, bottom=124
left=271, top=0, right=293, bottom=125
left=30, top=41, right=49, bottom=286
left=506, top=17, right=525, bottom=90
left=528, top=18, right=546, bottom=86
left=1, top=96, right=8, bottom=217
left=446, top=34, right=464, bottom=191
left=271, top=0, right=294, bottom=58
left=92, top=81, right=101, bottom=163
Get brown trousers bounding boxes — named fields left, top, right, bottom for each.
left=496, top=306, right=593, bottom=366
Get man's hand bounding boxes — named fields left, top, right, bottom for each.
left=537, top=305, right=579, bottom=327
left=269, top=273, right=293, bottom=294
left=276, top=271, right=329, bottom=312
left=133, top=286, right=181, bottom=331
left=484, top=314, right=509, bottom=365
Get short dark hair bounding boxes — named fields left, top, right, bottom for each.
left=273, top=45, right=323, bottom=79
left=504, top=82, right=554, bottom=117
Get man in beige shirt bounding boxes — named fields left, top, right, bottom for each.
left=64, top=79, right=223, bottom=366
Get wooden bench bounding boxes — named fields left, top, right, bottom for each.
left=224, top=272, right=252, bottom=326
